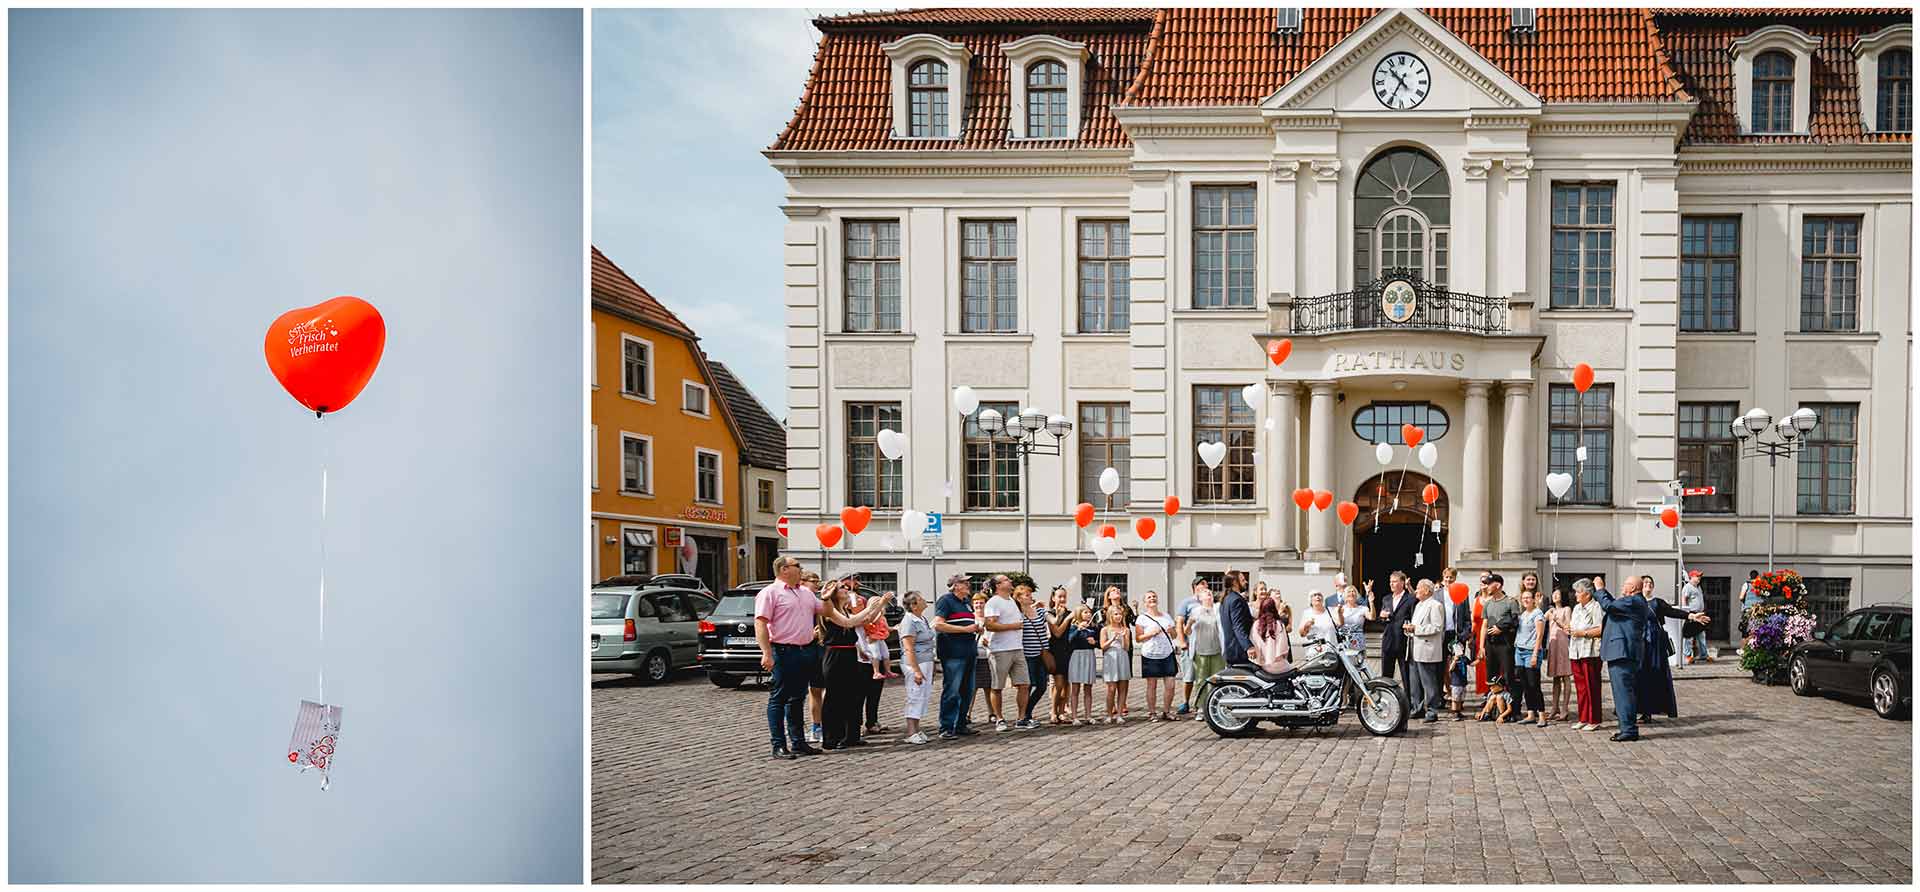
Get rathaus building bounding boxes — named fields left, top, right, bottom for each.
left=768, top=7, right=1912, bottom=642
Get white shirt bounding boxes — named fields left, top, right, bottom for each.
left=1136, top=612, right=1177, bottom=660
left=1302, top=608, right=1337, bottom=644
left=985, top=595, right=1024, bottom=652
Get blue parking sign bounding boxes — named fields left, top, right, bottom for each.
left=925, top=512, right=942, bottom=535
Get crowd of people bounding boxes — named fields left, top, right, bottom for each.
left=750, top=554, right=1712, bottom=758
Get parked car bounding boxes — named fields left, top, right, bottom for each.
left=1787, top=604, right=1910, bottom=720
left=697, top=580, right=904, bottom=688
left=590, top=585, right=719, bottom=683
left=596, top=573, right=712, bottom=596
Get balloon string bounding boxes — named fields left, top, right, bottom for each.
left=318, top=414, right=329, bottom=705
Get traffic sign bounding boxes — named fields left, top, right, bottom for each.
left=776, top=515, right=789, bottom=538
left=1681, top=486, right=1717, bottom=496
left=1679, top=535, right=1703, bottom=545
left=925, top=512, right=943, bottom=535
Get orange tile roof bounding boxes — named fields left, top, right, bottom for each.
left=591, top=246, right=697, bottom=341
left=818, top=8, right=1156, bottom=26
left=1654, top=8, right=1914, bottom=143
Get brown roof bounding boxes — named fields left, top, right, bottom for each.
left=709, top=361, right=788, bottom=471
left=591, top=246, right=696, bottom=340
left=819, top=8, right=1156, bottom=26
left=1654, top=8, right=1913, bottom=144
left=1125, top=7, right=1687, bottom=106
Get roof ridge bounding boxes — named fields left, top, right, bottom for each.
left=590, top=245, right=697, bottom=341
left=1119, top=7, right=1167, bottom=105
left=709, top=360, right=785, bottom=432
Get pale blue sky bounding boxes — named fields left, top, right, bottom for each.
left=10, top=9, right=583, bottom=882
left=593, top=8, right=843, bottom=417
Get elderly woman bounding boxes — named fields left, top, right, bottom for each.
left=1298, top=591, right=1338, bottom=645
left=1567, top=578, right=1607, bottom=731
left=897, top=591, right=937, bottom=744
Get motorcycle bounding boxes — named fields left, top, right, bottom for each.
left=1201, top=625, right=1410, bottom=737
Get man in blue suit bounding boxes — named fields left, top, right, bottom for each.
left=1588, top=574, right=1653, bottom=741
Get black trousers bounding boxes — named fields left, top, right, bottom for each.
left=820, top=648, right=866, bottom=747
left=861, top=673, right=883, bottom=727
left=1381, top=644, right=1411, bottom=685
left=1517, top=658, right=1545, bottom=713
left=1485, top=639, right=1515, bottom=690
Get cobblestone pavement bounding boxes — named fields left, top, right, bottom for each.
left=592, top=662, right=1911, bottom=884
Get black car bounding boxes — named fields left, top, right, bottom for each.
left=1788, top=604, right=1910, bottom=720
left=697, top=581, right=904, bottom=688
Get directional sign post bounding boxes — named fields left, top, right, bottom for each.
left=1681, top=486, right=1717, bottom=497
left=1679, top=535, right=1702, bottom=546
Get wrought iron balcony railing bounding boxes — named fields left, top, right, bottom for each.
left=1290, top=271, right=1509, bottom=335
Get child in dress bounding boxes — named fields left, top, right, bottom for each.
left=1066, top=604, right=1100, bottom=724
left=856, top=592, right=897, bottom=680
left=1099, top=603, right=1133, bottom=723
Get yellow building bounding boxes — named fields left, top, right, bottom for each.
left=590, top=246, right=747, bottom=591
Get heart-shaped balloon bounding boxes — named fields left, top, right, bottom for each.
left=264, top=296, right=386, bottom=415
left=1198, top=440, right=1228, bottom=469
left=1163, top=496, right=1181, bottom=516
left=876, top=429, right=907, bottom=461
left=1545, top=472, right=1574, bottom=499
left=1133, top=517, right=1156, bottom=540
left=1573, top=362, right=1595, bottom=394
left=815, top=524, right=843, bottom=549
left=1267, top=338, right=1292, bottom=367
left=1241, top=382, right=1263, bottom=410
left=1336, top=501, right=1359, bottom=526
left=1099, top=466, right=1121, bottom=495
left=839, top=506, right=872, bottom=535
left=1421, top=483, right=1440, bottom=505
left=1313, top=490, right=1333, bottom=511
left=952, top=385, right=980, bottom=416
left=1401, top=423, right=1424, bottom=448
left=1661, top=507, right=1680, bottom=528
left=1091, top=536, right=1119, bottom=562
left=1374, top=442, right=1393, bottom=465
left=1098, top=524, right=1117, bottom=540
left=1074, top=502, right=1096, bottom=528
left=1418, top=442, right=1438, bottom=470
left=898, top=509, right=928, bottom=541
left=1292, top=488, right=1314, bottom=511
left=1448, top=582, right=1469, bottom=604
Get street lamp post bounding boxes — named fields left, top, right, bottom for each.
left=977, top=406, right=1072, bottom=577
left=1729, top=406, right=1819, bottom=572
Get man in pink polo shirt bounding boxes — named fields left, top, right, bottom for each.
left=755, top=555, right=825, bottom=760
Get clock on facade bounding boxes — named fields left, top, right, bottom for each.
left=1372, top=52, right=1430, bottom=110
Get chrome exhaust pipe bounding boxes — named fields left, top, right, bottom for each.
left=1232, top=706, right=1338, bottom=718
left=1215, top=697, right=1274, bottom=710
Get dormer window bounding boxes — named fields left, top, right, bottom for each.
left=1730, top=25, right=1822, bottom=136
left=908, top=60, right=949, bottom=137
left=882, top=34, right=970, bottom=140
left=1856, top=25, right=1913, bottom=134
left=1003, top=34, right=1090, bottom=140
left=1026, top=60, right=1069, bottom=138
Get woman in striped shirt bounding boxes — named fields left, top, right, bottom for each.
left=1015, top=583, right=1051, bottom=729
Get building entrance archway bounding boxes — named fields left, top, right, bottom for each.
left=1352, top=471, right=1448, bottom=597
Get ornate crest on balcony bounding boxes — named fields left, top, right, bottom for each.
left=1292, top=269, right=1509, bottom=335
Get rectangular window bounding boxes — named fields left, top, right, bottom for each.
left=1547, top=384, right=1612, bottom=505
left=1353, top=229, right=1372, bottom=286
left=1082, top=573, right=1128, bottom=605
left=757, top=478, right=773, bottom=513
left=1195, top=572, right=1228, bottom=599
left=1193, top=385, right=1255, bottom=504
left=1678, top=402, right=1738, bottom=513
left=621, top=435, right=651, bottom=494
left=1797, top=403, right=1857, bottom=515
left=1549, top=183, right=1615, bottom=308
left=846, top=402, right=904, bottom=509
left=682, top=381, right=709, bottom=416
left=1879, top=50, right=1912, bottom=132
left=844, top=220, right=902, bottom=332
left=961, top=220, right=1018, bottom=332
left=1699, top=576, right=1732, bottom=642
left=1803, top=577, right=1854, bottom=627
left=694, top=450, right=722, bottom=505
left=1800, top=216, right=1861, bottom=332
left=1077, top=220, right=1131, bottom=333
left=1193, top=185, right=1257, bottom=308
left=1679, top=216, right=1740, bottom=331
left=622, top=337, right=652, bottom=398
left=622, top=528, right=656, bottom=576
left=964, top=401, right=1021, bottom=510
left=1433, top=230, right=1450, bottom=289
left=1077, top=403, right=1131, bottom=506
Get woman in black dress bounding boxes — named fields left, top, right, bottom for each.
left=817, top=580, right=892, bottom=750
left=1636, top=575, right=1710, bottom=723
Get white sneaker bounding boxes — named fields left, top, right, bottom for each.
left=905, top=732, right=929, bottom=745
left=994, top=719, right=1010, bottom=732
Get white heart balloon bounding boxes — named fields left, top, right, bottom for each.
left=1417, top=442, right=1438, bottom=470
left=1374, top=442, right=1393, bottom=465
left=898, top=509, right=929, bottom=541
left=1545, top=472, right=1574, bottom=499
left=876, top=428, right=907, bottom=461
left=1197, top=440, right=1228, bottom=469
left=1091, top=535, right=1119, bottom=562
left=952, top=385, right=979, bottom=417
left=1263, top=418, right=1275, bottom=431
left=1099, top=466, right=1120, bottom=496
left=1241, top=383, right=1263, bottom=410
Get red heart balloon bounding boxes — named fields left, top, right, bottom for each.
left=1133, top=517, right=1157, bottom=540
left=1292, top=488, right=1314, bottom=511
left=1267, top=338, right=1293, bottom=367
left=1098, top=524, right=1118, bottom=540
left=1422, top=483, right=1440, bottom=505
left=288, top=751, right=300, bottom=764
left=1336, top=501, right=1359, bottom=526
left=1163, top=496, right=1181, bottom=517
left=839, top=506, right=872, bottom=535
left=1661, top=507, right=1680, bottom=529
left=1074, top=502, right=1096, bottom=528
left=264, top=296, right=386, bottom=415
left=1402, top=423, right=1425, bottom=448
left=1448, top=582, right=1469, bottom=605
left=1573, top=362, right=1595, bottom=394
left=1313, top=490, right=1333, bottom=511
left=815, top=524, right=843, bottom=549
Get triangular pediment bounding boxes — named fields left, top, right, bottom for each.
left=1263, top=8, right=1541, bottom=113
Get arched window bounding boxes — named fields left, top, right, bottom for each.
left=1353, top=148, right=1449, bottom=286
left=1026, top=60, right=1069, bottom=138
left=908, top=59, right=949, bottom=137
left=1752, top=51, right=1794, bottom=133
left=1879, top=48, right=1912, bottom=133
left=1352, top=401, right=1450, bottom=446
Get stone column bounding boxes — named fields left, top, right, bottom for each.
left=1499, top=380, right=1533, bottom=558
left=1303, top=160, right=1341, bottom=296
left=1457, top=380, right=1493, bottom=559
left=1499, top=157, right=1532, bottom=299
left=1458, top=156, right=1491, bottom=297
left=1305, top=382, right=1337, bottom=558
left=1270, top=382, right=1300, bottom=557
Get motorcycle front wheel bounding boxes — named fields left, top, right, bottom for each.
left=1357, top=679, right=1409, bottom=736
left=1204, top=681, right=1259, bottom=738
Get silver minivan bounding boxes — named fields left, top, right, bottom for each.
left=590, top=586, right=717, bottom=683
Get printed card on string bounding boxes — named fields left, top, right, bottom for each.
left=288, top=700, right=342, bottom=790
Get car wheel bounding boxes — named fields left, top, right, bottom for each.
left=1789, top=655, right=1816, bottom=696
left=638, top=650, right=671, bottom=685
left=708, top=671, right=745, bottom=689
left=1871, top=669, right=1909, bottom=720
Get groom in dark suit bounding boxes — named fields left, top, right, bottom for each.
left=1219, top=571, right=1254, bottom=668
left=1376, top=571, right=1417, bottom=684
left=1591, top=574, right=1653, bottom=741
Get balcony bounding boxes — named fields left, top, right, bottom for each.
left=1287, top=272, right=1510, bottom=336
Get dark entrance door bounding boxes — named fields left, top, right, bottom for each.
left=691, top=534, right=728, bottom=594
left=1353, top=472, right=1448, bottom=595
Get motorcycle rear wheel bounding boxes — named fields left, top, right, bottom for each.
left=1204, top=682, right=1259, bottom=738
left=1357, top=679, right=1410, bottom=736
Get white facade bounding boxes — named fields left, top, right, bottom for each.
left=772, top=10, right=1913, bottom=636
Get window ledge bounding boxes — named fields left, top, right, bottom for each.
left=1174, top=308, right=1265, bottom=318
left=1064, top=332, right=1130, bottom=340
left=618, top=490, right=656, bottom=499
left=683, top=410, right=713, bottom=420
left=1677, top=331, right=1756, bottom=341
left=947, top=332, right=1035, bottom=342
left=620, top=393, right=657, bottom=405
left=1538, top=309, right=1631, bottom=321
left=1784, top=331, right=1878, bottom=343
left=825, top=332, right=915, bottom=343
left=1187, top=504, right=1264, bottom=512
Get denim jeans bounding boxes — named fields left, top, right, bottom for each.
left=1022, top=654, right=1050, bottom=721
left=1608, top=658, right=1640, bottom=737
left=1686, top=631, right=1709, bottom=660
left=938, top=654, right=976, bottom=734
left=766, top=643, right=820, bottom=749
